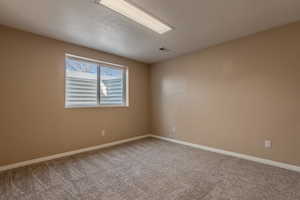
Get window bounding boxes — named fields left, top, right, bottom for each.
left=65, top=55, right=128, bottom=108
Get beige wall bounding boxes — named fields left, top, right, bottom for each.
left=1, top=21, right=300, bottom=167
left=151, top=22, right=300, bottom=166
left=0, top=25, right=150, bottom=166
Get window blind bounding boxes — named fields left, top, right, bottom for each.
left=65, top=56, right=127, bottom=108
left=100, top=66, right=124, bottom=105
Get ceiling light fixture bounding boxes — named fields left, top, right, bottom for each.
left=97, top=0, right=172, bottom=34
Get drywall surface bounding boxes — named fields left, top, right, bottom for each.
left=151, top=22, right=300, bottom=166
left=0, top=25, right=150, bottom=166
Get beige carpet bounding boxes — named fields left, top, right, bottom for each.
left=0, top=138, right=300, bottom=200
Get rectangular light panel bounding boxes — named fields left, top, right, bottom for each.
left=98, top=0, right=172, bottom=34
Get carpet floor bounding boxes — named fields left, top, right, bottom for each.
left=0, top=138, right=300, bottom=200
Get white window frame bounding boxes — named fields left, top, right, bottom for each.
left=64, top=53, right=129, bottom=108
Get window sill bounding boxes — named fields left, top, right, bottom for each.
left=65, top=104, right=129, bottom=109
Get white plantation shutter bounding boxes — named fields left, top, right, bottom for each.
left=100, top=79, right=123, bottom=104
left=65, top=56, right=127, bottom=108
left=66, top=76, right=98, bottom=106
left=100, top=66, right=125, bottom=105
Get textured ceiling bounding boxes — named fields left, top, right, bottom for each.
left=1, top=0, right=300, bottom=64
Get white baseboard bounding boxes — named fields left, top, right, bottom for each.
left=150, top=135, right=300, bottom=173
left=2, top=134, right=299, bottom=173
left=0, top=134, right=151, bottom=172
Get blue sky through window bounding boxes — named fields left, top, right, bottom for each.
left=66, top=58, right=97, bottom=74
left=66, top=58, right=123, bottom=79
left=101, top=66, right=122, bottom=80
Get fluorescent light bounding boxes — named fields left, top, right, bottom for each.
left=98, top=0, right=172, bottom=34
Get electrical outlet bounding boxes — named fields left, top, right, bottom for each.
left=101, top=129, right=106, bottom=136
left=169, top=127, right=176, bottom=138
left=265, top=140, right=272, bottom=148
left=172, top=127, right=176, bottom=134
